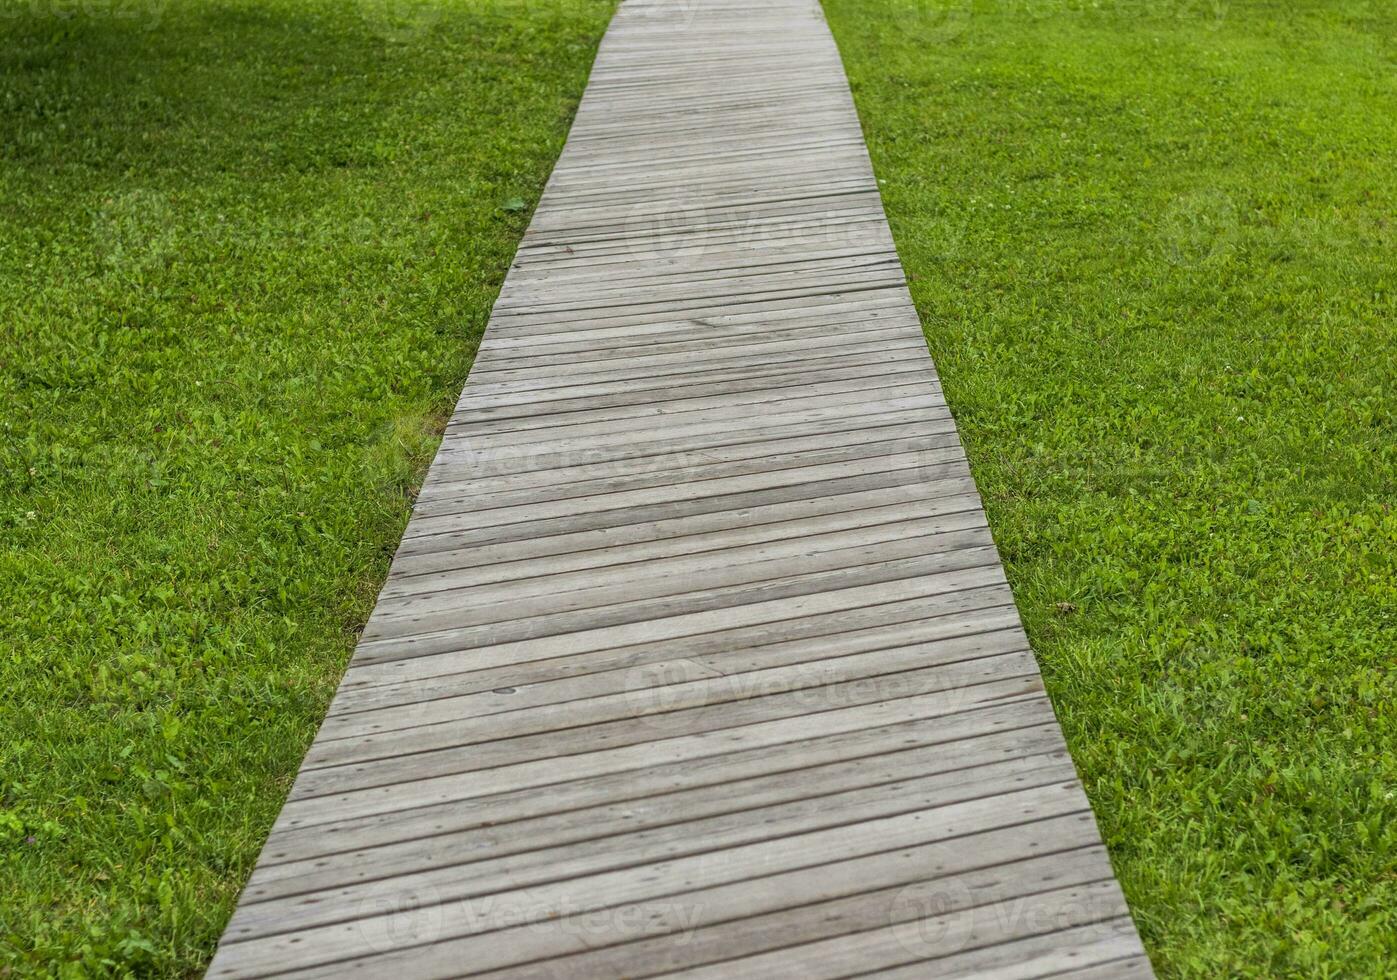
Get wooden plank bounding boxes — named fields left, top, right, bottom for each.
left=353, top=546, right=1005, bottom=660
left=324, top=594, right=1017, bottom=725
left=348, top=563, right=1012, bottom=683
left=451, top=346, right=927, bottom=413
left=303, top=643, right=1039, bottom=773
left=415, top=427, right=961, bottom=511
left=458, top=847, right=1117, bottom=979
left=371, top=515, right=991, bottom=634
left=384, top=483, right=982, bottom=585
left=381, top=489, right=983, bottom=599
left=278, top=693, right=1051, bottom=833
left=662, top=882, right=1136, bottom=979
left=246, top=727, right=1071, bottom=900
left=448, top=356, right=932, bottom=427
left=265, top=699, right=1064, bottom=863
left=227, top=752, right=1082, bottom=939
left=282, top=816, right=1110, bottom=978
left=211, top=782, right=1092, bottom=977
left=393, top=463, right=974, bottom=557
left=408, top=436, right=964, bottom=521
left=206, top=0, right=1152, bottom=974
left=338, top=583, right=1017, bottom=715
left=292, top=657, right=1042, bottom=797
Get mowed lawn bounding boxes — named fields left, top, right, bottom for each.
left=3, top=0, right=1394, bottom=976
left=0, top=0, right=612, bottom=973
left=823, top=0, right=1396, bottom=975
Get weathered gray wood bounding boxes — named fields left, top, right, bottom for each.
left=285, top=815, right=1108, bottom=979
left=246, top=729, right=1071, bottom=901
left=281, top=691, right=1049, bottom=834
left=415, top=428, right=961, bottom=514
left=385, top=483, right=982, bottom=586
left=421, top=417, right=960, bottom=498
left=324, top=606, right=1024, bottom=737
left=303, top=643, right=1038, bottom=775
left=407, top=439, right=964, bottom=529
left=293, top=657, right=1041, bottom=797
left=228, top=754, right=1081, bottom=939
left=349, top=563, right=1012, bottom=683
left=339, top=582, right=1017, bottom=713
left=452, top=348, right=928, bottom=416
left=371, top=519, right=993, bottom=638
left=456, top=846, right=1115, bottom=979
left=685, top=897, right=1140, bottom=980
left=472, top=316, right=919, bottom=372
left=206, top=0, right=1151, bottom=974
left=381, top=489, right=982, bottom=600
left=448, top=360, right=935, bottom=430
left=213, top=781, right=1093, bottom=976
left=394, top=463, right=974, bottom=558
left=267, top=699, right=1063, bottom=863
left=353, top=546, right=1004, bottom=661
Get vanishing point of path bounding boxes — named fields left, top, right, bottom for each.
left=208, top=0, right=1154, bottom=975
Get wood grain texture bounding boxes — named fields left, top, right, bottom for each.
left=207, top=0, right=1152, bottom=975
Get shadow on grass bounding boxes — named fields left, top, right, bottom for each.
left=0, top=0, right=602, bottom=183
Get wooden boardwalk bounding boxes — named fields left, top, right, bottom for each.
left=209, top=0, right=1153, bottom=975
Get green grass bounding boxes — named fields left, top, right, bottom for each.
left=823, top=0, right=1396, bottom=975
left=3, top=0, right=1394, bottom=976
left=0, top=0, right=612, bottom=973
